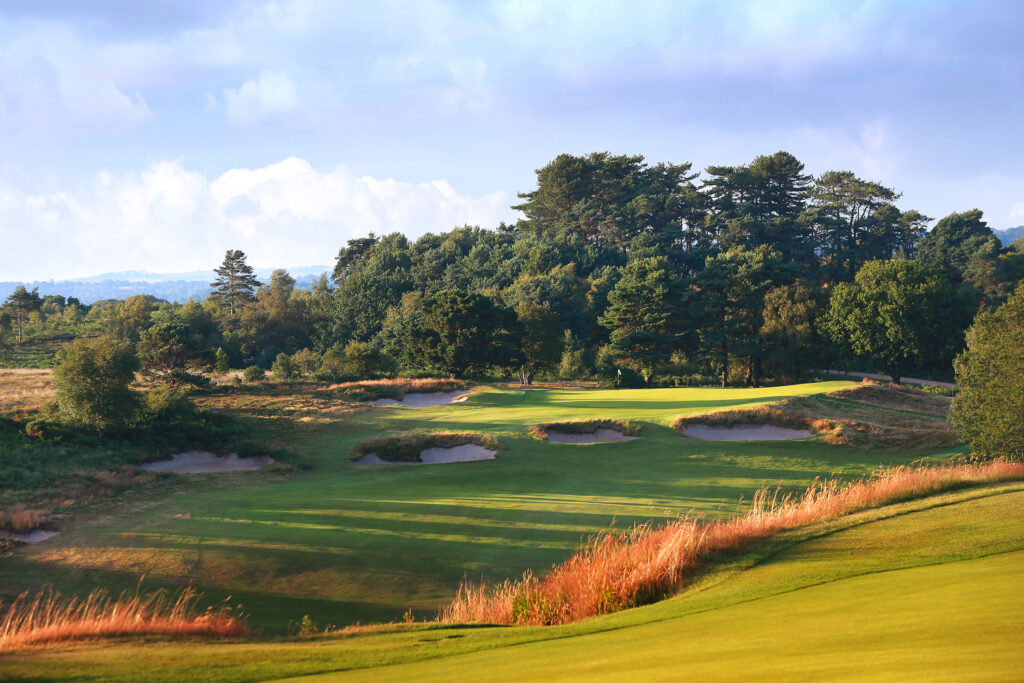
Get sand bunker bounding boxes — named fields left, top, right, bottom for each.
left=0, top=529, right=58, bottom=544
left=356, top=443, right=496, bottom=466
left=683, top=424, right=815, bottom=441
left=546, top=428, right=638, bottom=444
left=373, top=390, right=469, bottom=407
left=142, top=451, right=274, bottom=474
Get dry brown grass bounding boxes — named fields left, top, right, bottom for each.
left=0, top=369, right=54, bottom=418
left=0, top=504, right=50, bottom=533
left=326, top=378, right=467, bottom=401
left=672, top=383, right=957, bottom=451
left=0, top=586, right=247, bottom=650
left=442, top=460, right=1024, bottom=626
left=529, top=419, right=641, bottom=440
left=352, top=431, right=500, bottom=462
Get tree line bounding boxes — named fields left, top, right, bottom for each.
left=4, top=150, right=1024, bottom=388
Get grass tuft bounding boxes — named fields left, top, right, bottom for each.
left=326, top=378, right=467, bottom=402
left=441, top=460, right=1024, bottom=626
left=0, top=504, right=50, bottom=533
left=0, top=586, right=247, bottom=650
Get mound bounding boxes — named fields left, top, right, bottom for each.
left=0, top=528, right=58, bottom=544
left=353, top=431, right=499, bottom=465
left=373, top=391, right=469, bottom=407
left=531, top=420, right=641, bottom=443
left=683, top=424, right=814, bottom=441
left=673, top=383, right=957, bottom=450
left=141, top=451, right=274, bottom=474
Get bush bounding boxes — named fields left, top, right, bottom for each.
left=290, top=348, right=321, bottom=377
left=243, top=365, right=265, bottom=383
left=271, top=353, right=297, bottom=381
left=950, top=283, right=1024, bottom=459
left=53, top=337, right=140, bottom=433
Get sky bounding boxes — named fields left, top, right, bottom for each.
left=1, top=0, right=1022, bottom=281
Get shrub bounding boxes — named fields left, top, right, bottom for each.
left=290, top=348, right=321, bottom=377
left=271, top=353, right=297, bottom=381
left=52, top=337, right=139, bottom=433
left=242, top=365, right=265, bottom=383
left=352, top=431, right=499, bottom=463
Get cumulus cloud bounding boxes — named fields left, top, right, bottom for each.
left=0, top=158, right=516, bottom=280
left=221, top=71, right=299, bottom=125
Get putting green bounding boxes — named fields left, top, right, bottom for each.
left=0, top=381, right=961, bottom=632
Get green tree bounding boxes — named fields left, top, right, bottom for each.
left=333, top=233, right=414, bottom=342
left=271, top=352, right=298, bottom=381
left=949, top=283, right=1024, bottom=458
left=214, top=347, right=230, bottom=374
left=598, top=256, right=678, bottom=384
left=760, top=283, right=821, bottom=381
left=100, top=295, right=157, bottom=342
left=53, top=337, right=140, bottom=432
left=3, top=285, right=41, bottom=342
left=917, top=209, right=1005, bottom=304
left=212, top=249, right=262, bottom=314
left=558, top=329, right=588, bottom=379
left=0, top=312, right=13, bottom=360
left=823, top=260, right=969, bottom=384
left=409, top=290, right=521, bottom=379
left=137, top=319, right=208, bottom=387
left=515, top=302, right=563, bottom=384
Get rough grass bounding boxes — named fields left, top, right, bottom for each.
left=672, top=383, right=957, bottom=450
left=0, top=587, right=247, bottom=650
left=442, top=460, right=1024, bottom=626
left=0, top=369, right=54, bottom=418
left=352, top=431, right=500, bottom=463
left=529, top=419, right=640, bottom=440
left=0, top=504, right=50, bottom=533
left=327, top=379, right=467, bottom=402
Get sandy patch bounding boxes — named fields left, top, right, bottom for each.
left=0, top=529, right=59, bottom=544
left=372, top=391, right=469, bottom=407
left=546, top=428, right=638, bottom=444
left=356, top=443, right=496, bottom=466
left=142, top=451, right=274, bottom=474
left=683, top=424, right=815, bottom=441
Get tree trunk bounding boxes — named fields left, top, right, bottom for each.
left=720, top=343, right=729, bottom=388
left=752, top=356, right=761, bottom=388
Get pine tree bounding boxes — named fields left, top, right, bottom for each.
left=3, top=285, right=41, bottom=343
left=212, top=250, right=262, bottom=314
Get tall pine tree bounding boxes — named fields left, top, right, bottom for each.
left=212, top=249, right=262, bottom=314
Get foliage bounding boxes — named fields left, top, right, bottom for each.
left=243, top=365, right=266, bottom=383
left=2, top=286, right=41, bottom=343
left=52, top=337, right=140, bottom=432
left=316, top=342, right=393, bottom=382
left=950, top=283, right=1024, bottom=459
left=271, top=353, right=298, bottom=381
left=823, top=260, right=971, bottom=383
left=211, top=249, right=262, bottom=315
left=515, top=303, right=563, bottom=384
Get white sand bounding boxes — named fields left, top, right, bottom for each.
left=546, top=428, right=638, bottom=444
left=372, top=391, right=469, bottom=407
left=355, top=443, right=496, bottom=466
left=683, top=424, right=815, bottom=441
left=142, top=451, right=274, bottom=474
left=0, top=529, right=59, bottom=544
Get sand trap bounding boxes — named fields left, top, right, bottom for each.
left=684, top=424, right=815, bottom=441
left=0, top=529, right=58, bottom=544
left=373, top=391, right=469, bottom=407
left=142, top=451, right=274, bottom=474
left=546, top=428, right=638, bottom=444
left=356, top=443, right=496, bottom=466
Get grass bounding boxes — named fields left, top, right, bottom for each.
left=352, top=431, right=501, bottom=462
left=0, top=586, right=246, bottom=650
left=528, top=418, right=640, bottom=440
left=442, top=459, right=1024, bottom=625
left=0, top=482, right=1020, bottom=680
left=0, top=379, right=966, bottom=636
left=325, top=378, right=467, bottom=402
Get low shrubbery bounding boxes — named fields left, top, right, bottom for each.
left=0, top=587, right=247, bottom=650
left=329, top=378, right=466, bottom=402
left=352, top=431, right=499, bottom=463
left=442, top=460, right=1024, bottom=626
left=529, top=419, right=640, bottom=440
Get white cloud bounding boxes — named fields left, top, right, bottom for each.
left=1010, top=202, right=1024, bottom=221
left=0, top=158, right=516, bottom=280
left=222, top=71, right=299, bottom=125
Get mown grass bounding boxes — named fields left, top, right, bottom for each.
left=0, top=379, right=966, bottom=635
left=0, top=483, right=1019, bottom=680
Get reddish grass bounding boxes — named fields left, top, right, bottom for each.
left=0, top=504, right=49, bottom=533
left=442, top=460, right=1024, bottom=626
left=0, top=586, right=247, bottom=650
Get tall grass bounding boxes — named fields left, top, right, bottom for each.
left=0, top=586, right=247, bottom=650
left=442, top=460, right=1024, bottom=626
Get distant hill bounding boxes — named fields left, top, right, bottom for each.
left=994, top=226, right=1024, bottom=246
left=0, top=266, right=331, bottom=304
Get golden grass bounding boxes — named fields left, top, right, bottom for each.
left=529, top=419, right=641, bottom=440
left=672, top=384, right=957, bottom=451
left=326, top=378, right=467, bottom=401
left=0, top=586, right=247, bottom=650
left=441, top=460, right=1024, bottom=626
left=0, top=368, right=54, bottom=417
left=352, top=431, right=500, bottom=462
left=0, top=504, right=49, bottom=533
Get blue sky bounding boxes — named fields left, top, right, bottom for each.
left=1, top=0, right=1022, bottom=280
